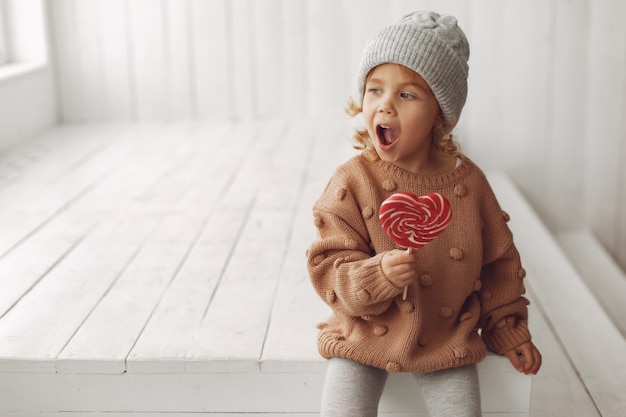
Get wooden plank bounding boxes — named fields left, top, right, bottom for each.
left=616, top=3, right=626, bottom=272
left=0, top=214, right=89, bottom=318
left=130, top=121, right=274, bottom=373
left=306, top=0, right=352, bottom=116
left=304, top=117, right=357, bottom=185
left=11, top=412, right=521, bottom=417
left=460, top=1, right=505, bottom=160
left=127, top=207, right=250, bottom=373
left=0, top=124, right=114, bottom=189
left=253, top=0, right=283, bottom=118
left=542, top=0, right=587, bottom=230
left=261, top=119, right=352, bottom=372
left=0, top=368, right=528, bottom=415
left=0, top=123, right=201, bottom=372
left=8, top=413, right=526, bottom=417
left=46, top=0, right=109, bottom=122
left=4, top=411, right=326, bottom=417
left=185, top=279, right=277, bottom=373
left=253, top=119, right=315, bottom=209
left=186, top=120, right=312, bottom=372
left=0, top=126, right=136, bottom=314
left=280, top=0, right=308, bottom=116
left=0, top=125, right=123, bottom=253
left=127, top=0, right=168, bottom=119
left=482, top=0, right=553, bottom=186
left=270, top=118, right=358, bottom=285
left=57, top=122, right=248, bottom=373
left=0, top=372, right=325, bottom=414
left=164, top=0, right=193, bottom=119
left=524, top=290, right=601, bottom=417
left=184, top=206, right=293, bottom=373
left=127, top=123, right=257, bottom=373
left=584, top=0, right=626, bottom=250
left=0, top=122, right=185, bottom=261
left=0, top=125, right=166, bottom=259
left=260, top=279, right=329, bottom=373
left=191, top=0, right=231, bottom=120
left=557, top=230, right=626, bottom=337
left=213, top=121, right=283, bottom=208
left=74, top=0, right=106, bottom=122
left=49, top=0, right=83, bottom=121
left=0, top=223, right=148, bottom=373
left=344, top=0, right=393, bottom=85
left=490, top=174, right=626, bottom=417
left=230, top=0, right=256, bottom=118
left=55, top=235, right=195, bottom=374
left=97, top=0, right=134, bottom=120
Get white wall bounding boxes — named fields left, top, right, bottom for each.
left=42, top=0, right=626, bottom=271
left=583, top=0, right=626, bottom=268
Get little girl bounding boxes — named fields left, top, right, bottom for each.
left=307, top=11, right=542, bottom=417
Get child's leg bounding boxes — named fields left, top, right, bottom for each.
left=320, top=357, right=388, bottom=417
left=414, top=363, right=482, bottom=417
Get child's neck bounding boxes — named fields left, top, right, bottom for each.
left=402, top=152, right=457, bottom=176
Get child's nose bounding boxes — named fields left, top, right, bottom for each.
left=378, top=98, right=395, bottom=114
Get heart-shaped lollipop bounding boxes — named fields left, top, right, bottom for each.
left=379, top=192, right=452, bottom=249
left=379, top=192, right=452, bottom=299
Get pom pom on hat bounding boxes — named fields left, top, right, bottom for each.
left=355, top=11, right=470, bottom=128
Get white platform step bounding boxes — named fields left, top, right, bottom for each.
left=4, top=121, right=624, bottom=416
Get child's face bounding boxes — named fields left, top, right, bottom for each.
left=362, top=64, right=441, bottom=173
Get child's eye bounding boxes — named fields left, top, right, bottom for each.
left=368, top=87, right=382, bottom=95
left=401, top=92, right=416, bottom=100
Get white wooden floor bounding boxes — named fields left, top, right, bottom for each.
left=0, top=120, right=624, bottom=416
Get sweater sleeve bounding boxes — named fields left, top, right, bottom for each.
left=477, top=179, right=532, bottom=354
left=307, top=175, right=402, bottom=318
left=478, top=243, right=532, bottom=354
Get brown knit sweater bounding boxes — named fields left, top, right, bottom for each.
left=307, top=154, right=532, bottom=373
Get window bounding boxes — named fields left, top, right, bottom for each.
left=0, top=0, right=49, bottom=79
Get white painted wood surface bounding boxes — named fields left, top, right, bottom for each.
left=0, top=355, right=529, bottom=415
left=557, top=231, right=626, bottom=337
left=0, top=120, right=622, bottom=416
left=490, top=174, right=626, bottom=417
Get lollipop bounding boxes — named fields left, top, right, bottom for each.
left=379, top=192, right=452, bottom=299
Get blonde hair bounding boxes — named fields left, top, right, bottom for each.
left=347, top=66, right=461, bottom=162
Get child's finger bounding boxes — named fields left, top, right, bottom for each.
left=504, top=349, right=524, bottom=372
left=523, top=346, right=542, bottom=375
left=514, top=343, right=542, bottom=375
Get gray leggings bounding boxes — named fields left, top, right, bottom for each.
left=320, top=358, right=481, bottom=417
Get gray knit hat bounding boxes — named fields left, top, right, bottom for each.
left=355, top=11, right=470, bottom=127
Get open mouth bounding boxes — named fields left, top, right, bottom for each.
left=376, top=125, right=399, bottom=148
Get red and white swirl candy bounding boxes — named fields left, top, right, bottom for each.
left=379, top=192, right=452, bottom=299
left=379, top=192, right=452, bottom=249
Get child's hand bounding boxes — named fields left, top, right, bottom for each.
left=381, top=249, right=419, bottom=289
left=504, top=341, right=542, bottom=375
